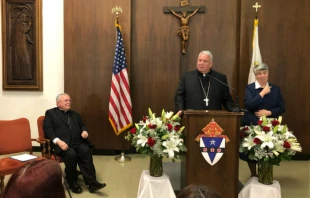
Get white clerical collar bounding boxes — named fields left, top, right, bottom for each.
left=255, top=81, right=269, bottom=89
left=200, top=71, right=211, bottom=77
left=58, top=108, right=69, bottom=113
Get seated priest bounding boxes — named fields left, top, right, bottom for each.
left=43, top=93, right=106, bottom=194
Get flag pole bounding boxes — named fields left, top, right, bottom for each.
left=111, top=5, right=132, bottom=163
left=114, top=151, right=131, bottom=163
left=248, top=2, right=262, bottom=84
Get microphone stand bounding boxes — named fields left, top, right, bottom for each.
left=205, top=73, right=242, bottom=112
left=231, top=95, right=241, bottom=112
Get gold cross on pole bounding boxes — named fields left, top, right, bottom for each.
left=253, top=2, right=261, bottom=12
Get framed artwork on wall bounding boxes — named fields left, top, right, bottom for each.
left=2, top=0, right=42, bottom=90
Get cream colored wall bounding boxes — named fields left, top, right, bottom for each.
left=0, top=0, right=64, bottom=145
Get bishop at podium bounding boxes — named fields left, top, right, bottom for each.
left=175, top=50, right=235, bottom=114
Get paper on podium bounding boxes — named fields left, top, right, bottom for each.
left=10, top=154, right=38, bottom=162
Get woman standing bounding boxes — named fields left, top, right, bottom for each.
left=241, top=63, right=285, bottom=176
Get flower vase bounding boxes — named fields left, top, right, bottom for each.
left=258, top=161, right=273, bottom=185
left=149, top=155, right=163, bottom=177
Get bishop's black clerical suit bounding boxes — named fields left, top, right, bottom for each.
left=43, top=107, right=97, bottom=186
left=175, top=69, right=234, bottom=112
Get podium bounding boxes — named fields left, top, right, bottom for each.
left=181, top=110, right=243, bottom=198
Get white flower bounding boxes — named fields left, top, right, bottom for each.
left=282, top=131, right=296, bottom=139
left=163, top=138, right=181, bottom=158
left=272, top=150, right=280, bottom=156
left=274, top=141, right=285, bottom=153
left=162, top=131, right=178, bottom=140
left=155, top=118, right=163, bottom=128
left=253, top=126, right=263, bottom=135
left=242, top=135, right=256, bottom=150
left=137, top=134, right=148, bottom=147
left=126, top=108, right=187, bottom=160
left=239, top=115, right=302, bottom=164
left=139, top=120, right=149, bottom=125
left=286, top=138, right=297, bottom=143
left=278, top=116, right=282, bottom=124
left=165, top=111, right=174, bottom=119
left=277, top=125, right=285, bottom=132
left=290, top=142, right=302, bottom=152
left=256, top=131, right=276, bottom=149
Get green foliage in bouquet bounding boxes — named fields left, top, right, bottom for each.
left=240, top=115, right=302, bottom=165
left=125, top=108, right=187, bottom=162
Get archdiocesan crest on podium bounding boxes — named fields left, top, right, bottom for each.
left=195, top=119, right=230, bottom=166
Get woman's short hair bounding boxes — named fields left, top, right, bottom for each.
left=253, top=63, right=269, bottom=75
left=177, top=184, right=222, bottom=198
left=3, top=159, right=65, bottom=198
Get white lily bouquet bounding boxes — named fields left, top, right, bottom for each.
left=240, top=115, right=302, bottom=165
left=125, top=108, right=187, bottom=161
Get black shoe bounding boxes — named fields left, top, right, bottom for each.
left=89, top=182, right=106, bottom=193
left=70, top=182, right=83, bottom=194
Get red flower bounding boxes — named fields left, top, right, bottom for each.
left=148, top=137, right=156, bottom=147
left=148, top=124, right=157, bottom=129
left=166, top=123, right=173, bottom=131
left=283, top=141, right=291, bottom=149
left=174, top=125, right=181, bottom=131
left=240, top=132, right=247, bottom=139
left=142, top=116, right=148, bottom=122
left=257, top=120, right=263, bottom=125
left=263, top=126, right=270, bottom=132
left=130, top=128, right=137, bottom=134
left=272, top=120, right=280, bottom=127
left=242, top=126, right=249, bottom=132
left=253, top=138, right=261, bottom=144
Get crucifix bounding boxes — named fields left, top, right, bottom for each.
left=163, top=0, right=206, bottom=54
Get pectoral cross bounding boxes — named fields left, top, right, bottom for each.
left=204, top=97, right=209, bottom=106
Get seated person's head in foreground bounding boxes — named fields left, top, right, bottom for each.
left=4, top=159, right=65, bottom=198
left=177, top=184, right=221, bottom=198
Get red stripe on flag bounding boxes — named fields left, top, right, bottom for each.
left=108, top=25, right=132, bottom=135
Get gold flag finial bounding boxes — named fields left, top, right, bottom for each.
left=253, top=2, right=261, bottom=12
left=112, top=5, right=123, bottom=26
left=112, top=5, right=123, bottom=15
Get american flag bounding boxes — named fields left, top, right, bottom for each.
left=108, top=25, right=132, bottom=135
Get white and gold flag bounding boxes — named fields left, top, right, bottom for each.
left=248, top=19, right=262, bottom=84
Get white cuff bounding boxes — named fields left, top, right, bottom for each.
left=53, top=138, right=60, bottom=144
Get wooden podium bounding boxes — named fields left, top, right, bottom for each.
left=181, top=110, right=243, bottom=198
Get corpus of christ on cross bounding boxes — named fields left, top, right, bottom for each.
left=163, top=0, right=206, bottom=54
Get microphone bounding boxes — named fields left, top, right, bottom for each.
left=205, top=73, right=244, bottom=112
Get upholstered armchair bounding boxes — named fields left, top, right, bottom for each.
left=0, top=118, right=46, bottom=198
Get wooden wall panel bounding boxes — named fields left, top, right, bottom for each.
left=131, top=0, right=181, bottom=122
left=131, top=0, right=239, bottom=122
left=239, top=0, right=310, bottom=155
left=64, top=0, right=131, bottom=150
left=185, top=0, right=240, bottom=100
left=63, top=0, right=310, bottom=155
